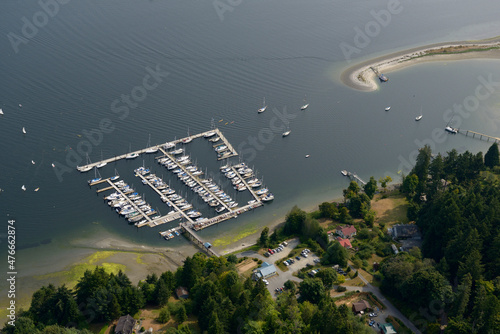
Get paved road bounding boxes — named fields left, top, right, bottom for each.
left=347, top=264, right=422, bottom=334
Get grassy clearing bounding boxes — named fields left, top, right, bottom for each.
left=371, top=191, right=409, bottom=229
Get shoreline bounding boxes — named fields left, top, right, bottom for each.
left=341, top=36, right=500, bottom=92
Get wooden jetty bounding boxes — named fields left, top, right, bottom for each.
left=76, top=128, right=237, bottom=171
left=346, top=171, right=366, bottom=185
left=104, top=179, right=152, bottom=223
left=457, top=129, right=500, bottom=144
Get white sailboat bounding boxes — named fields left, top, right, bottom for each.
left=96, top=151, right=107, bottom=168
left=182, top=128, right=193, bottom=144
left=22, top=127, right=26, bottom=134
left=145, top=134, right=158, bottom=153
left=21, top=185, right=26, bottom=191
left=126, top=143, right=139, bottom=159
left=258, top=97, right=267, bottom=113
left=0, top=108, right=3, bottom=115
left=300, top=95, right=309, bottom=110
left=77, top=153, right=93, bottom=172
left=88, top=167, right=102, bottom=184
left=385, top=106, right=391, bottom=111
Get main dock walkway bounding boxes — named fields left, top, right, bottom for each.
left=457, top=129, right=500, bottom=144
left=77, top=128, right=237, bottom=171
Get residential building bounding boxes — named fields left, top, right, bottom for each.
left=351, top=299, right=371, bottom=314
left=336, top=236, right=352, bottom=249
left=115, top=314, right=136, bottom=334
left=336, top=225, right=357, bottom=239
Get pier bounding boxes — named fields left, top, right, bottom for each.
left=457, top=129, right=500, bottom=144
left=76, top=128, right=237, bottom=172
left=135, top=172, right=195, bottom=227
left=344, top=171, right=366, bottom=185
left=180, top=223, right=220, bottom=257
left=104, top=179, right=152, bottom=224
left=157, top=148, right=232, bottom=211
left=230, top=166, right=262, bottom=202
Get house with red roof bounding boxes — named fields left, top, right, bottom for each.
left=336, top=237, right=352, bottom=249
left=336, top=225, right=357, bottom=239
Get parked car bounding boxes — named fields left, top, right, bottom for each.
left=313, top=258, right=321, bottom=263
left=262, top=279, right=269, bottom=285
left=296, top=256, right=301, bottom=260
left=264, top=252, right=270, bottom=257
left=283, top=261, right=289, bottom=266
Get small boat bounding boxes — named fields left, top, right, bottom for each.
left=379, top=73, right=389, bottom=82
left=209, top=136, right=220, bottom=142
left=305, top=155, right=310, bottom=158
left=22, top=127, right=26, bottom=134
left=31, top=160, right=35, bottom=165
left=182, top=128, right=192, bottom=144
left=34, top=187, right=39, bottom=192
left=0, top=108, right=3, bottom=115
left=96, top=161, right=107, bottom=168
left=415, top=115, right=423, bottom=121
left=385, top=106, right=391, bottom=111
left=51, top=163, right=55, bottom=168
left=248, top=200, right=257, bottom=205
left=215, top=145, right=227, bottom=152
left=282, top=129, right=291, bottom=137
left=77, top=153, right=93, bottom=172
left=261, top=193, right=274, bottom=202
left=110, top=169, right=120, bottom=181
left=300, top=95, right=309, bottom=110
left=215, top=206, right=226, bottom=213
left=204, top=131, right=216, bottom=138
left=88, top=167, right=102, bottom=185
left=341, top=170, right=348, bottom=176
left=163, top=142, right=175, bottom=149
left=21, top=185, right=26, bottom=191
left=445, top=126, right=458, bottom=134
left=19, top=104, right=22, bottom=108
left=145, top=134, right=158, bottom=153
left=126, top=152, right=139, bottom=159
left=256, top=188, right=268, bottom=195
left=258, top=97, right=267, bottom=113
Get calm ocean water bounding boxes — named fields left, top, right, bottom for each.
left=1, top=0, right=500, bottom=281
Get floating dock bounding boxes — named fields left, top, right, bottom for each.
left=77, top=128, right=237, bottom=172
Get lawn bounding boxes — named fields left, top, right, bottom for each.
left=371, top=191, right=409, bottom=228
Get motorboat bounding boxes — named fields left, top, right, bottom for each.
left=415, top=114, right=423, bottom=121
left=215, top=206, right=226, bottom=213
left=282, top=130, right=291, bottom=137
left=215, top=145, right=227, bottom=152
left=204, top=131, right=216, bottom=138
left=209, top=136, right=220, bottom=142
left=445, top=126, right=458, bottom=134
left=169, top=148, right=184, bottom=155
left=385, top=106, right=391, bottom=111
left=163, top=142, right=175, bottom=149
left=341, top=170, right=348, bottom=176
left=256, top=188, right=268, bottom=195
left=261, top=193, right=274, bottom=202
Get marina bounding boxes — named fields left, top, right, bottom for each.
left=85, top=128, right=269, bottom=256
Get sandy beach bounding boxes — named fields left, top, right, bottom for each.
left=341, top=36, right=500, bottom=91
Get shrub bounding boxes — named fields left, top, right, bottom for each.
left=336, top=286, right=347, bottom=292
